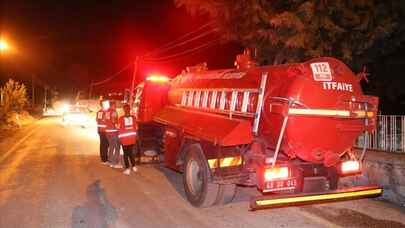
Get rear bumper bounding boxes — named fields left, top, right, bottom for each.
left=250, top=185, right=382, bottom=210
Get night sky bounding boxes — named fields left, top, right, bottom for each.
left=1, top=0, right=242, bottom=95
left=1, top=1, right=404, bottom=113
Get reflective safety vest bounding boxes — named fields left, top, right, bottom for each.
left=118, top=115, right=137, bottom=145
left=105, top=109, right=119, bottom=135
left=96, top=109, right=107, bottom=133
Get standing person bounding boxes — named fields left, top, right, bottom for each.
left=105, top=100, right=122, bottom=168
left=118, top=104, right=138, bottom=175
left=96, top=100, right=109, bottom=164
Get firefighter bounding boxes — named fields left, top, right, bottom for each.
left=96, top=100, right=109, bottom=164
left=118, top=104, right=138, bottom=175
left=105, top=100, right=122, bottom=168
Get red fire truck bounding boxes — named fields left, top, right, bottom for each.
left=133, top=51, right=382, bottom=209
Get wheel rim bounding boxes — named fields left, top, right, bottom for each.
left=186, top=158, right=203, bottom=196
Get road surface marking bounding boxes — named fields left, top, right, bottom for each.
left=0, top=124, right=39, bottom=163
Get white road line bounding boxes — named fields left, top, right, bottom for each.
left=0, top=125, right=39, bottom=163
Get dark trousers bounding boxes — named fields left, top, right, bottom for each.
left=122, top=144, right=136, bottom=169
left=107, top=133, right=120, bottom=165
left=98, top=132, right=109, bottom=162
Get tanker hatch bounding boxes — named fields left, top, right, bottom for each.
left=234, top=48, right=257, bottom=69
left=185, top=62, right=208, bottom=73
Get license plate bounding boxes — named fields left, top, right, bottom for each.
left=265, top=178, right=297, bottom=192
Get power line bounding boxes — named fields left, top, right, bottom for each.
left=91, top=22, right=220, bottom=87
left=143, top=22, right=215, bottom=57
left=144, top=28, right=217, bottom=58
left=143, top=38, right=223, bottom=63
left=91, top=63, right=133, bottom=86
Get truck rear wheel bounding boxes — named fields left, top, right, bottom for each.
left=327, top=166, right=339, bottom=190
left=183, top=144, right=219, bottom=207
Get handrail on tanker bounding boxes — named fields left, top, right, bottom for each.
left=252, top=72, right=268, bottom=134
left=270, top=99, right=295, bottom=168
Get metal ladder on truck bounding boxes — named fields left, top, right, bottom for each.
left=179, top=72, right=268, bottom=135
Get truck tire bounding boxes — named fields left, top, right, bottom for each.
left=183, top=144, right=219, bottom=208
left=215, top=184, right=237, bottom=205
left=327, top=167, right=339, bottom=190
left=294, top=169, right=304, bottom=194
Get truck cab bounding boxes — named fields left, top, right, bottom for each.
left=132, top=75, right=170, bottom=158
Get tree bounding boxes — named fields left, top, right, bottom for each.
left=0, top=79, right=28, bottom=115
left=175, top=0, right=405, bottom=67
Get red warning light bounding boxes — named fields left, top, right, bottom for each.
left=146, top=74, right=170, bottom=83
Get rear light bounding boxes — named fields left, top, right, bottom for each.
left=264, top=167, right=289, bottom=181
left=341, top=160, right=360, bottom=174
left=353, top=111, right=374, bottom=118
left=258, top=166, right=296, bottom=193
left=367, top=111, right=374, bottom=118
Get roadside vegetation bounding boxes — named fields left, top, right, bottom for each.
left=176, top=0, right=404, bottom=68
left=0, top=79, right=34, bottom=131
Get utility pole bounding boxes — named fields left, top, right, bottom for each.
left=32, top=74, right=35, bottom=107
left=129, top=56, right=140, bottom=107
left=89, top=80, right=94, bottom=99
left=44, top=86, right=48, bottom=111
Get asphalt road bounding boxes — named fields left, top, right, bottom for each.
left=0, top=118, right=404, bottom=228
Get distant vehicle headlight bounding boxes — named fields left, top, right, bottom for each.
left=61, top=104, right=71, bottom=113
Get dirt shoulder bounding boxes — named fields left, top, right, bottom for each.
left=0, top=112, right=37, bottom=141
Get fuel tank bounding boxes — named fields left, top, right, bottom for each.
left=165, top=57, right=378, bottom=165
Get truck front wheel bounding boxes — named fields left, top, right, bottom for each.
left=183, top=144, right=219, bottom=207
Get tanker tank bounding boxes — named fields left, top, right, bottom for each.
left=167, top=57, right=378, bottom=167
